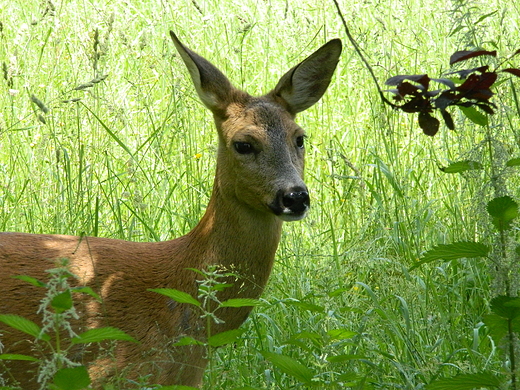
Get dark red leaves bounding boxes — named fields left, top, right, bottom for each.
left=449, top=50, right=497, bottom=66
left=456, top=72, right=496, bottom=100
left=502, top=68, right=520, bottom=77
left=419, top=112, right=440, bottom=136
left=384, top=48, right=519, bottom=136
left=385, top=74, right=430, bottom=89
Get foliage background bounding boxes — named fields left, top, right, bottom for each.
left=1, top=0, right=519, bottom=388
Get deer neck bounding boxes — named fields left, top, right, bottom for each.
left=185, top=175, right=283, bottom=299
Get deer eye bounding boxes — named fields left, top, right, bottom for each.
left=234, top=142, right=255, bottom=154
left=296, top=135, right=305, bottom=149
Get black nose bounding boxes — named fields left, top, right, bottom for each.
left=282, top=190, right=310, bottom=214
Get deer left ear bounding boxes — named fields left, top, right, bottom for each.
left=271, top=39, right=342, bottom=114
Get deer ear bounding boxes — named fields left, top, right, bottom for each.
left=271, top=39, right=342, bottom=114
left=170, top=31, right=235, bottom=113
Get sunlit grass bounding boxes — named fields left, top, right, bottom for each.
left=1, top=0, right=520, bottom=388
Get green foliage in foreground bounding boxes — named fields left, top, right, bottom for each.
left=1, top=0, right=520, bottom=388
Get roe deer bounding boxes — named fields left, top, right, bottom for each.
left=0, top=31, right=342, bottom=388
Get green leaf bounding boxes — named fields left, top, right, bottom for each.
left=0, top=353, right=39, bottom=362
left=490, top=296, right=520, bottom=320
left=458, top=105, right=489, bottom=126
left=426, top=371, right=504, bottom=390
left=440, top=160, right=483, bottom=173
left=0, top=314, right=50, bottom=341
left=290, top=331, right=323, bottom=343
left=72, top=286, right=101, bottom=301
left=506, top=157, right=520, bottom=167
left=51, top=290, right=73, bottom=314
left=172, top=336, right=204, bottom=346
left=487, top=195, right=518, bottom=231
left=148, top=288, right=200, bottom=307
left=12, top=275, right=47, bottom=287
left=208, top=329, right=245, bottom=347
left=153, top=386, right=200, bottom=390
left=484, top=296, right=520, bottom=344
left=327, top=328, right=357, bottom=340
left=327, top=354, right=366, bottom=363
left=261, top=351, right=315, bottom=385
left=219, top=298, right=261, bottom=308
left=483, top=313, right=509, bottom=344
left=53, top=366, right=91, bottom=390
left=410, top=242, right=490, bottom=270
left=71, top=326, right=138, bottom=344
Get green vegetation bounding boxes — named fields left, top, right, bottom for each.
left=1, top=0, right=519, bottom=388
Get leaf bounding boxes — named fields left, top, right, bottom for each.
left=487, top=195, right=518, bottom=231
left=456, top=72, right=497, bottom=102
left=219, top=298, right=262, bottom=308
left=441, top=109, right=455, bottom=130
left=506, top=157, right=520, bottom=166
left=12, top=275, right=47, bottom=287
left=148, top=288, right=200, bottom=307
left=418, top=111, right=440, bottom=136
left=172, top=336, right=204, bottom=346
left=0, top=314, right=50, bottom=341
left=51, top=290, right=73, bottom=314
left=475, top=10, right=498, bottom=24
left=483, top=313, right=509, bottom=344
left=153, top=386, right=200, bottom=390
left=410, top=242, right=490, bottom=270
left=431, top=78, right=456, bottom=89
left=327, top=354, right=366, bottom=363
left=0, top=353, right=39, bottom=362
left=71, top=286, right=101, bottom=301
left=475, top=103, right=495, bottom=115
left=502, top=68, right=520, bottom=77
left=71, top=326, right=138, bottom=344
left=486, top=296, right=520, bottom=343
left=446, top=65, right=489, bottom=79
left=426, top=371, right=504, bottom=390
left=327, top=328, right=357, bottom=340
left=208, top=329, right=245, bottom=347
left=490, top=296, right=520, bottom=320
left=449, top=50, right=497, bottom=65
left=289, top=331, right=323, bottom=344
left=53, top=366, right=91, bottom=390
left=261, top=351, right=315, bottom=385
left=458, top=105, right=489, bottom=126
left=284, top=300, right=325, bottom=313
left=385, top=74, right=430, bottom=88
left=440, top=160, right=483, bottom=173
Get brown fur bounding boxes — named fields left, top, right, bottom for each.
left=0, top=32, right=341, bottom=388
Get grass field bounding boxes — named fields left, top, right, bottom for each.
left=1, top=0, right=520, bottom=388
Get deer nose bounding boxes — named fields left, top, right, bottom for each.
left=282, top=190, right=310, bottom=214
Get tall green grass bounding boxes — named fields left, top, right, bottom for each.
left=1, top=0, right=519, bottom=388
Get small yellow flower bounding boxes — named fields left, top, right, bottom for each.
left=194, top=153, right=203, bottom=159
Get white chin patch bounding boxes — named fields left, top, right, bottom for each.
left=278, top=209, right=308, bottom=222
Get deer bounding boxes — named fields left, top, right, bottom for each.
left=0, top=31, right=342, bottom=388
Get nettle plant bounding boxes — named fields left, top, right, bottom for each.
left=386, top=50, right=520, bottom=389
left=0, top=259, right=137, bottom=390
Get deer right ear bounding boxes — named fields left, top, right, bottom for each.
left=170, top=31, right=235, bottom=113
left=271, top=39, right=342, bottom=114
